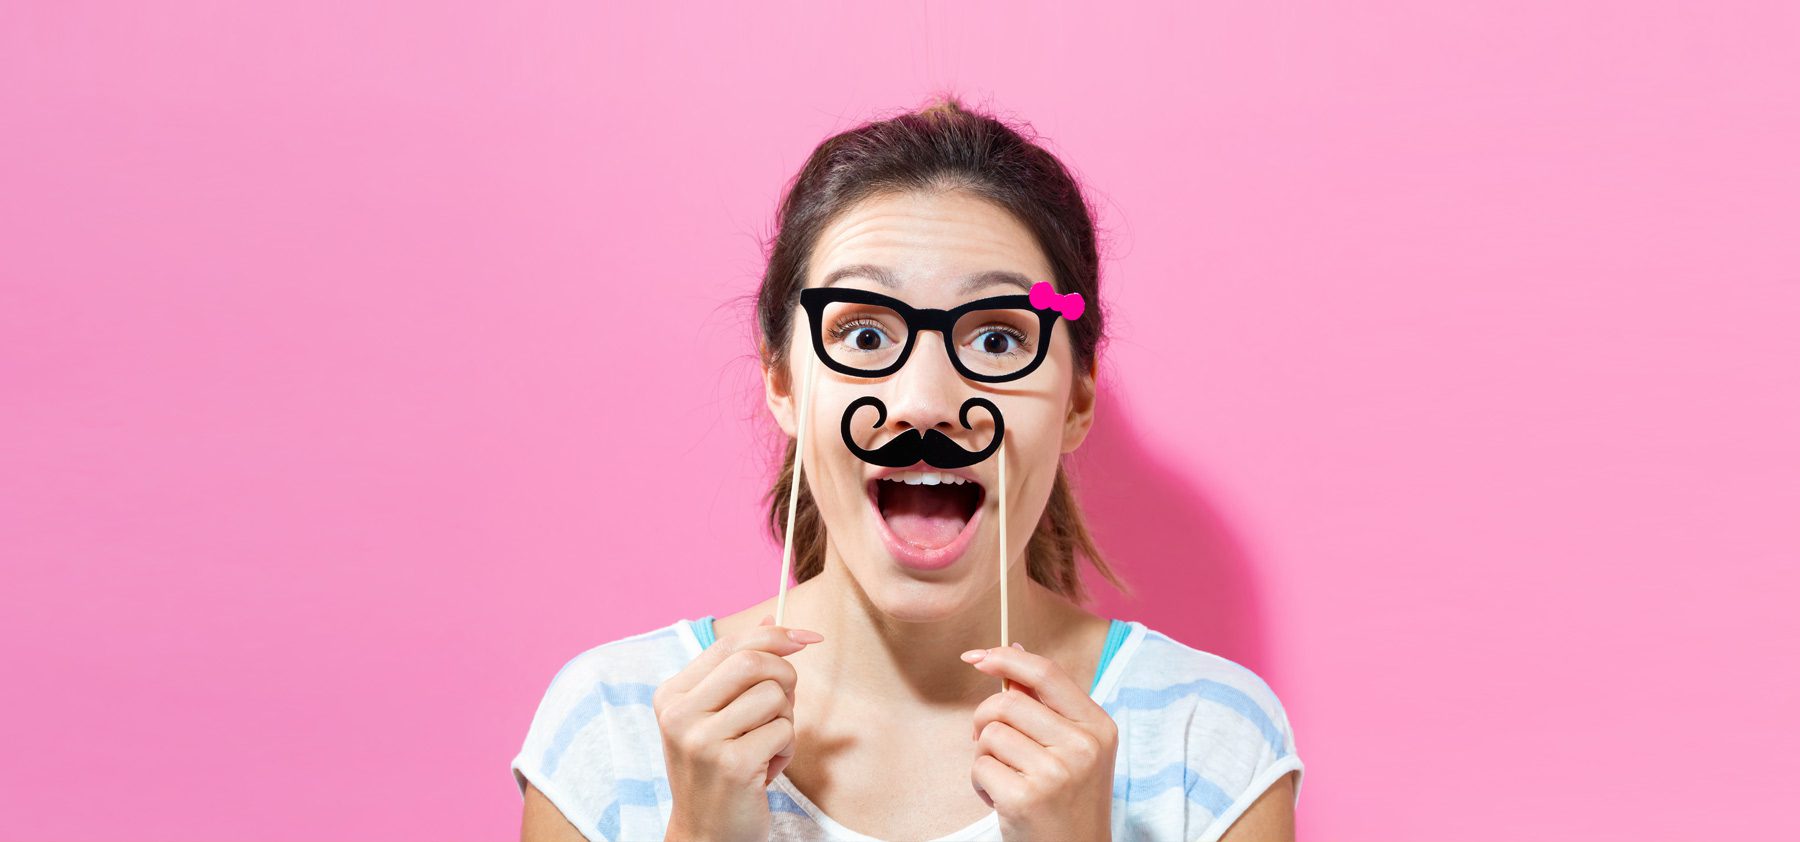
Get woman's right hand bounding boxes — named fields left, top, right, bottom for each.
left=654, top=614, right=822, bottom=842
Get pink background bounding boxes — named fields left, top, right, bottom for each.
left=4, top=2, right=1797, bottom=839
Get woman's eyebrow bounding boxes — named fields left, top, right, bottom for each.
left=821, top=264, right=1033, bottom=294
left=822, top=263, right=900, bottom=288
left=958, top=270, right=1033, bottom=294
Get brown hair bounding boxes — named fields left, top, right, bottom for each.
left=755, top=93, right=1129, bottom=604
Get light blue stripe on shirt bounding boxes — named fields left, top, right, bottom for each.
left=541, top=681, right=660, bottom=776
left=1108, top=675, right=1288, bottom=758
left=1114, top=761, right=1234, bottom=817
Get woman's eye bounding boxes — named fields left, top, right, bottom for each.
left=972, top=328, right=1024, bottom=355
left=831, top=321, right=895, bottom=352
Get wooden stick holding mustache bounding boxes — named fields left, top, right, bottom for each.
left=776, top=357, right=817, bottom=627
left=998, top=438, right=1011, bottom=693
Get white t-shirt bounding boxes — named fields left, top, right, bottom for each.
left=511, top=616, right=1303, bottom=841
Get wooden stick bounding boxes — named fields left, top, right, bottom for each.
left=998, top=438, right=1010, bottom=693
left=775, top=358, right=816, bottom=628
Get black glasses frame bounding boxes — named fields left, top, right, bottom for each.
left=798, top=286, right=1062, bottom=383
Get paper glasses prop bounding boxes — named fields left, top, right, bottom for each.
left=774, top=282, right=1085, bottom=685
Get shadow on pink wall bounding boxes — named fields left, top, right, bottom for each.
left=1068, top=386, right=1277, bottom=682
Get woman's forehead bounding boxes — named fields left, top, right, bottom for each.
left=809, top=193, right=1052, bottom=303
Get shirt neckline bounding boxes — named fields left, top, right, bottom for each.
left=672, top=615, right=1147, bottom=841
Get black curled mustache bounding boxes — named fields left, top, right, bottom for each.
left=839, top=396, right=1005, bottom=469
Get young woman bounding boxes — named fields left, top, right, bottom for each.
left=514, top=96, right=1303, bottom=842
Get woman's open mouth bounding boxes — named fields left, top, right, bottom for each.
left=866, top=469, right=986, bottom=571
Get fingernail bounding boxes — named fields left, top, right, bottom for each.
left=1011, top=642, right=1025, bottom=651
left=787, top=629, right=823, bottom=644
left=960, top=649, right=986, bottom=663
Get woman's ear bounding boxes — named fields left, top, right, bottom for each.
left=1061, top=360, right=1098, bottom=454
left=763, top=353, right=799, bottom=439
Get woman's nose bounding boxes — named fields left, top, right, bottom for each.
left=880, top=330, right=969, bottom=433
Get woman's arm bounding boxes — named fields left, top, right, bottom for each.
left=1215, top=770, right=1297, bottom=842
left=519, top=781, right=590, bottom=842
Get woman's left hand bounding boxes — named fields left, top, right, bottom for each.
left=962, top=642, right=1118, bottom=841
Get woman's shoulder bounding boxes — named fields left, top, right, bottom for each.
left=511, top=618, right=702, bottom=837
left=1103, top=622, right=1305, bottom=838
left=511, top=618, right=700, bottom=784
left=514, top=616, right=704, bottom=772
left=538, top=617, right=703, bottom=695
left=1108, top=622, right=1298, bottom=751
left=1111, top=623, right=1289, bottom=709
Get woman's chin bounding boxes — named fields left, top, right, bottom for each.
left=853, top=550, right=993, bottom=622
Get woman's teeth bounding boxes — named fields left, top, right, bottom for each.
left=880, top=471, right=972, bottom=486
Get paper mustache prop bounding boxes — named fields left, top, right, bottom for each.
left=839, top=395, right=1004, bottom=469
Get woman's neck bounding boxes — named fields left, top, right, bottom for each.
left=773, top=552, right=1073, bottom=710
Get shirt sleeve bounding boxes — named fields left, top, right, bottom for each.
left=1189, top=671, right=1305, bottom=842
left=510, top=650, right=620, bottom=842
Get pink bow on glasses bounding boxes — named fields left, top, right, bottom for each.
left=1028, top=281, right=1085, bottom=321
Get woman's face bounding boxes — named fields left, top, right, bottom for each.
left=766, top=189, right=1096, bottom=623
